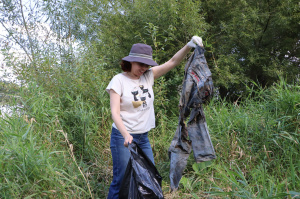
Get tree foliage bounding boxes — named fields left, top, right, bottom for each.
left=58, top=0, right=299, bottom=99
left=202, top=0, right=300, bottom=98
left=1, top=0, right=299, bottom=100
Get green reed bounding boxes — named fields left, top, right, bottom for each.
left=176, top=79, right=300, bottom=198
left=0, top=78, right=299, bottom=198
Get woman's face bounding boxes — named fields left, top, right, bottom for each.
left=130, top=62, right=150, bottom=78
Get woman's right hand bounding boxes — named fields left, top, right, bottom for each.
left=187, top=36, right=203, bottom=48
left=124, top=134, right=133, bottom=147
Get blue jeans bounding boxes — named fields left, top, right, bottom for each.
left=107, top=127, right=155, bottom=199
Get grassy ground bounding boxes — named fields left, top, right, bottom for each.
left=0, top=78, right=299, bottom=198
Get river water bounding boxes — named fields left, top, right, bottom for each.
left=0, top=61, right=23, bottom=118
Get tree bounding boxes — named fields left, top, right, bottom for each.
left=0, top=0, right=78, bottom=85
left=2, top=0, right=299, bottom=102
left=201, top=0, right=300, bottom=98
left=62, top=0, right=300, bottom=100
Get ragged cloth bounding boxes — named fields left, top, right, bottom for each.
left=168, top=45, right=216, bottom=191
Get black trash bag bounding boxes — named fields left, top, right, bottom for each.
left=119, top=141, right=164, bottom=199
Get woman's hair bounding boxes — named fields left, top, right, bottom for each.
left=121, top=60, right=131, bottom=72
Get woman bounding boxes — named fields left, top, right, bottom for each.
left=106, top=36, right=203, bottom=198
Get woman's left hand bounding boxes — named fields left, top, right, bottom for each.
left=124, top=134, right=133, bottom=147
left=187, top=36, right=203, bottom=48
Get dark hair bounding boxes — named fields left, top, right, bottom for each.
left=121, top=60, right=131, bottom=72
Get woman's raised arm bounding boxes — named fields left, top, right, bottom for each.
left=152, top=36, right=203, bottom=79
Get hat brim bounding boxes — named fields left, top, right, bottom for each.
left=122, top=56, right=158, bottom=66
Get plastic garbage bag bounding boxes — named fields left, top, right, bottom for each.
left=119, top=141, right=164, bottom=199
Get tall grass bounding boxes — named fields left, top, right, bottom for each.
left=0, top=79, right=112, bottom=198
left=1, top=77, right=299, bottom=198
left=175, top=79, right=300, bottom=198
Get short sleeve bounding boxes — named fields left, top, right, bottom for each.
left=144, top=68, right=154, bottom=86
left=106, top=75, right=123, bottom=96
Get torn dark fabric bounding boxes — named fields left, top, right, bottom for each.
left=168, top=45, right=216, bottom=191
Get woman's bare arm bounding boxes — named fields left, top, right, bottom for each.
left=151, top=45, right=191, bottom=79
left=151, top=36, right=203, bottom=79
left=110, top=89, right=133, bottom=146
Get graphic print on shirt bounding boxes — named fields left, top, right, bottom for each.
left=131, top=85, right=151, bottom=109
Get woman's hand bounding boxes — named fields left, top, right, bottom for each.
left=124, top=134, right=133, bottom=147
left=187, top=36, right=203, bottom=48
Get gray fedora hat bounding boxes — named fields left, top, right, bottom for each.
left=122, top=43, right=158, bottom=66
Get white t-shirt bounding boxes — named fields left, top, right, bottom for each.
left=106, top=69, right=155, bottom=134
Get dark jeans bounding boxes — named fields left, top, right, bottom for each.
left=107, top=127, right=154, bottom=199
